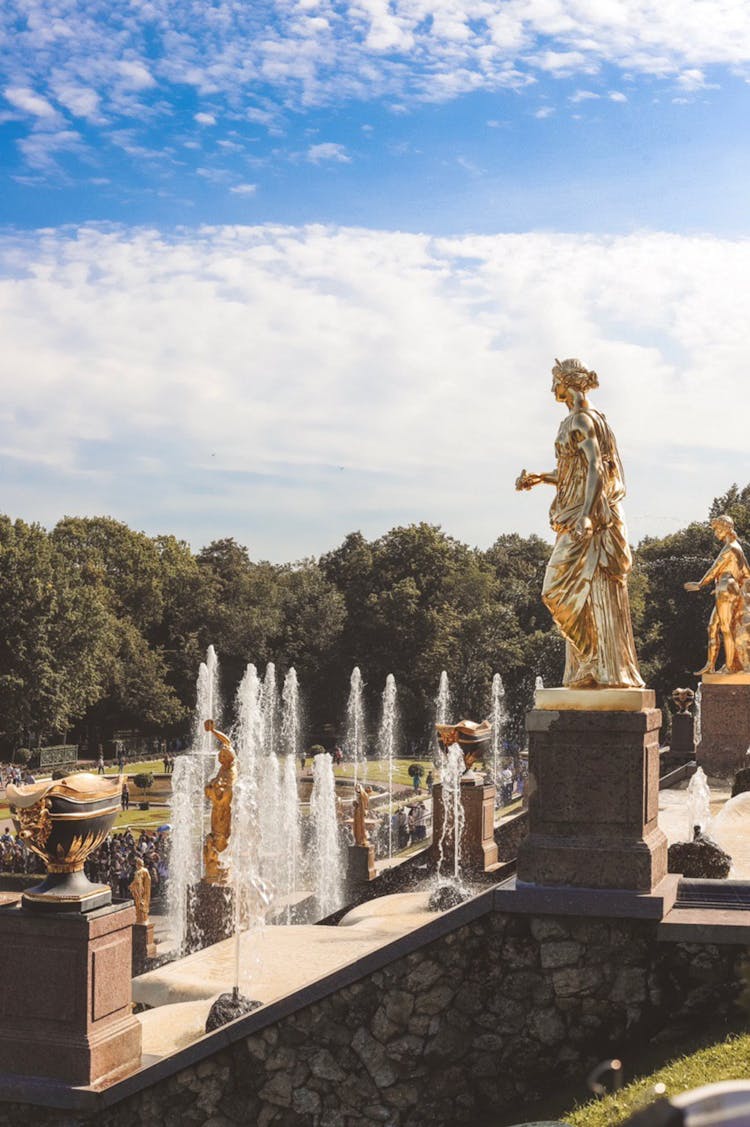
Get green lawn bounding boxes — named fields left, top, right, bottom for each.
left=103, top=759, right=165, bottom=776
left=332, top=759, right=430, bottom=788
left=114, top=807, right=170, bottom=832
left=565, top=1034, right=750, bottom=1126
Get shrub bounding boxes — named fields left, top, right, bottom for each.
left=133, top=772, right=154, bottom=794
left=307, top=745, right=326, bottom=758
left=14, top=748, right=31, bottom=765
left=408, top=763, right=425, bottom=779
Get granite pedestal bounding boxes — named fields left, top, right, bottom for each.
left=132, top=920, right=157, bottom=976
left=347, top=843, right=376, bottom=887
left=186, top=881, right=234, bottom=953
left=430, top=779, right=498, bottom=874
left=0, top=900, right=141, bottom=1086
left=697, top=675, right=750, bottom=778
left=518, top=691, right=669, bottom=894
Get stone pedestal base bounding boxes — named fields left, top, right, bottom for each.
left=347, top=844, right=376, bottom=887
left=430, top=780, right=498, bottom=874
left=669, top=712, right=695, bottom=759
left=186, top=881, right=234, bottom=953
left=0, top=901, right=141, bottom=1086
left=518, top=704, right=667, bottom=892
left=132, top=921, right=157, bottom=976
left=697, top=679, right=750, bottom=778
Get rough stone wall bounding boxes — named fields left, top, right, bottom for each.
left=0, top=912, right=745, bottom=1127
left=494, top=809, right=528, bottom=862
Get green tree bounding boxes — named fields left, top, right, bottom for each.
left=0, top=516, right=113, bottom=750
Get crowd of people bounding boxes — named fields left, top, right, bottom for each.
left=0, top=829, right=43, bottom=874
left=85, top=829, right=169, bottom=901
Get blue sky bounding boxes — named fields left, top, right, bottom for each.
left=1, top=2, right=750, bottom=558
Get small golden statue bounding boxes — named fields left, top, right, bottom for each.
left=352, top=784, right=373, bottom=846
left=516, top=358, right=643, bottom=689
left=684, top=514, right=750, bottom=675
left=129, top=856, right=152, bottom=924
left=203, top=719, right=237, bottom=885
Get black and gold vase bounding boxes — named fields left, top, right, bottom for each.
left=436, top=719, right=492, bottom=772
left=7, top=772, right=122, bottom=912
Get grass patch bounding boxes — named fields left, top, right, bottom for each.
left=114, top=808, right=169, bottom=832
left=564, top=1033, right=750, bottom=1127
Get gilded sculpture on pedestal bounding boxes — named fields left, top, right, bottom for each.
left=129, top=856, right=152, bottom=924
left=352, top=784, right=372, bottom=846
left=515, top=358, right=643, bottom=689
left=203, top=719, right=237, bottom=885
left=684, top=514, right=750, bottom=674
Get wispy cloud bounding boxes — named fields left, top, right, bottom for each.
left=306, top=142, right=351, bottom=163
left=229, top=183, right=257, bottom=195
left=0, top=223, right=746, bottom=557
left=4, top=86, right=60, bottom=120
left=2, top=0, right=748, bottom=179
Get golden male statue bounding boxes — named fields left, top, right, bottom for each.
left=516, top=358, right=643, bottom=689
left=129, top=856, right=152, bottom=924
left=203, top=719, right=237, bottom=884
left=684, top=514, right=750, bottom=674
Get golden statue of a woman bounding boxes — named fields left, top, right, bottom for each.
left=203, top=719, right=237, bottom=884
left=516, top=358, right=643, bottom=689
left=129, top=856, right=152, bottom=924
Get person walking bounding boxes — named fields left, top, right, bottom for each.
left=121, top=781, right=130, bottom=811
left=97, top=752, right=105, bottom=775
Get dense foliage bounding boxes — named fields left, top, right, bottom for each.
left=0, top=483, right=747, bottom=756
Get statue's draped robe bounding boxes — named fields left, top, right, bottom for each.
left=542, top=407, right=643, bottom=688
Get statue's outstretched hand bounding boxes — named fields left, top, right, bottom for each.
left=516, top=470, right=539, bottom=491
left=684, top=581, right=700, bottom=593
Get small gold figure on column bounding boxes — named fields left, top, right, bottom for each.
left=352, top=784, right=372, bottom=846
left=684, top=514, right=750, bottom=674
left=203, top=719, right=237, bottom=885
left=129, top=856, right=152, bottom=924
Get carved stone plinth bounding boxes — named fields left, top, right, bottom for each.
left=0, top=901, right=141, bottom=1086
left=132, top=920, right=157, bottom=976
left=697, top=678, right=750, bottom=778
left=186, top=881, right=233, bottom=953
left=518, top=704, right=668, bottom=892
left=347, top=843, right=376, bottom=887
left=430, top=779, right=498, bottom=874
left=670, top=712, right=695, bottom=757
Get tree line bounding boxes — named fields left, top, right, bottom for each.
left=1, top=482, right=748, bottom=757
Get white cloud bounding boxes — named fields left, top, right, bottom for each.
left=0, top=224, right=747, bottom=558
left=609, top=90, right=628, bottom=102
left=18, top=129, right=84, bottom=170
left=194, top=111, right=216, bottom=125
left=53, top=83, right=101, bottom=120
left=230, top=182, right=257, bottom=194
left=306, top=141, right=351, bottom=163
left=4, top=86, right=59, bottom=119
left=2, top=0, right=749, bottom=180
left=534, top=106, right=554, bottom=118
left=570, top=89, right=600, bottom=103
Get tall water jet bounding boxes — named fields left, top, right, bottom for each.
left=535, top=674, right=544, bottom=692
left=694, top=683, right=702, bottom=748
left=378, top=674, right=399, bottom=858
left=436, top=743, right=466, bottom=881
left=260, top=663, right=280, bottom=757
left=346, top=667, right=367, bottom=786
left=490, top=674, right=507, bottom=796
left=235, top=664, right=263, bottom=784
left=310, top=752, right=344, bottom=917
left=169, top=645, right=222, bottom=955
left=279, top=669, right=303, bottom=922
left=434, top=670, right=451, bottom=762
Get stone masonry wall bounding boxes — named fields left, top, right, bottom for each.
left=0, top=910, right=745, bottom=1127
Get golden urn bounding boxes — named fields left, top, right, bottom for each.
left=436, top=719, right=492, bottom=772
left=7, top=772, right=122, bottom=912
